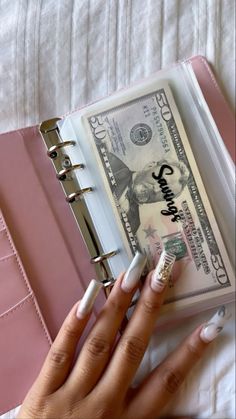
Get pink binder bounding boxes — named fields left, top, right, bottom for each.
left=0, top=56, right=235, bottom=414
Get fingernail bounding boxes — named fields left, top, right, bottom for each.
left=121, top=251, right=147, bottom=293
left=151, top=250, right=176, bottom=293
left=200, top=306, right=231, bottom=343
left=76, top=279, right=103, bottom=319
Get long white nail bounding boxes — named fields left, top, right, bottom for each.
left=151, top=251, right=176, bottom=293
left=121, top=252, right=147, bottom=293
left=76, top=279, right=103, bottom=319
left=200, top=306, right=231, bottom=343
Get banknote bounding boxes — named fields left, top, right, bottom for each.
left=86, top=82, right=234, bottom=303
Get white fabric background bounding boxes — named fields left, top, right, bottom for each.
left=0, top=0, right=235, bottom=418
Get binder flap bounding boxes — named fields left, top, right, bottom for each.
left=0, top=210, right=51, bottom=415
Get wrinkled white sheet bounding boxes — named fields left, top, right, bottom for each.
left=0, top=1, right=235, bottom=417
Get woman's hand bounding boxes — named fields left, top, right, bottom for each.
left=17, top=251, right=229, bottom=419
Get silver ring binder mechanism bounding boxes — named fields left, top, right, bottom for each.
left=47, top=141, right=76, bottom=159
left=57, top=164, right=84, bottom=181
left=66, top=187, right=93, bottom=203
left=91, top=251, right=117, bottom=264
left=39, top=118, right=117, bottom=295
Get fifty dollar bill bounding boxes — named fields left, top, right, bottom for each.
left=86, top=82, right=234, bottom=305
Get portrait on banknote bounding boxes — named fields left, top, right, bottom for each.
left=107, top=152, right=190, bottom=233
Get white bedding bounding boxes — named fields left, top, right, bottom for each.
left=0, top=1, right=235, bottom=418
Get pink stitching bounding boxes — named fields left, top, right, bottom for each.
left=0, top=214, right=52, bottom=346
left=0, top=293, right=51, bottom=345
left=31, top=297, right=52, bottom=345
left=0, top=217, right=4, bottom=229
left=0, top=294, right=32, bottom=320
left=0, top=253, right=17, bottom=264
left=0, top=215, right=31, bottom=294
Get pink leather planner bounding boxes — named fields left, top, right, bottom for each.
left=0, top=56, right=235, bottom=414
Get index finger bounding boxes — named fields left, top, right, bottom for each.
left=31, top=280, right=103, bottom=397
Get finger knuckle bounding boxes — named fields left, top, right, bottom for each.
left=22, top=397, right=48, bottom=419
left=95, top=405, right=114, bottom=419
left=75, top=363, right=92, bottom=382
left=141, top=299, right=161, bottom=315
left=64, top=394, right=79, bottom=419
left=185, top=341, right=202, bottom=360
left=86, top=334, right=110, bottom=358
left=78, top=395, right=115, bottom=419
left=63, top=321, right=78, bottom=340
left=108, top=296, right=127, bottom=314
left=49, top=348, right=70, bottom=368
left=121, top=336, right=146, bottom=364
left=161, top=366, right=184, bottom=394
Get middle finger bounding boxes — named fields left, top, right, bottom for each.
left=99, top=251, right=176, bottom=397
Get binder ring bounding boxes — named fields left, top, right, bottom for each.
left=66, top=187, right=93, bottom=203
left=91, top=250, right=117, bottom=264
left=102, top=278, right=116, bottom=287
left=57, top=164, right=84, bottom=181
left=47, top=141, right=75, bottom=159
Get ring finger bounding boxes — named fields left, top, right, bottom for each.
left=65, top=252, right=147, bottom=397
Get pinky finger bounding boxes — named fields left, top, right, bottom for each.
left=31, top=279, right=103, bottom=397
left=127, top=306, right=231, bottom=418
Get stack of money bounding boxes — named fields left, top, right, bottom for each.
left=86, top=82, right=235, bottom=322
